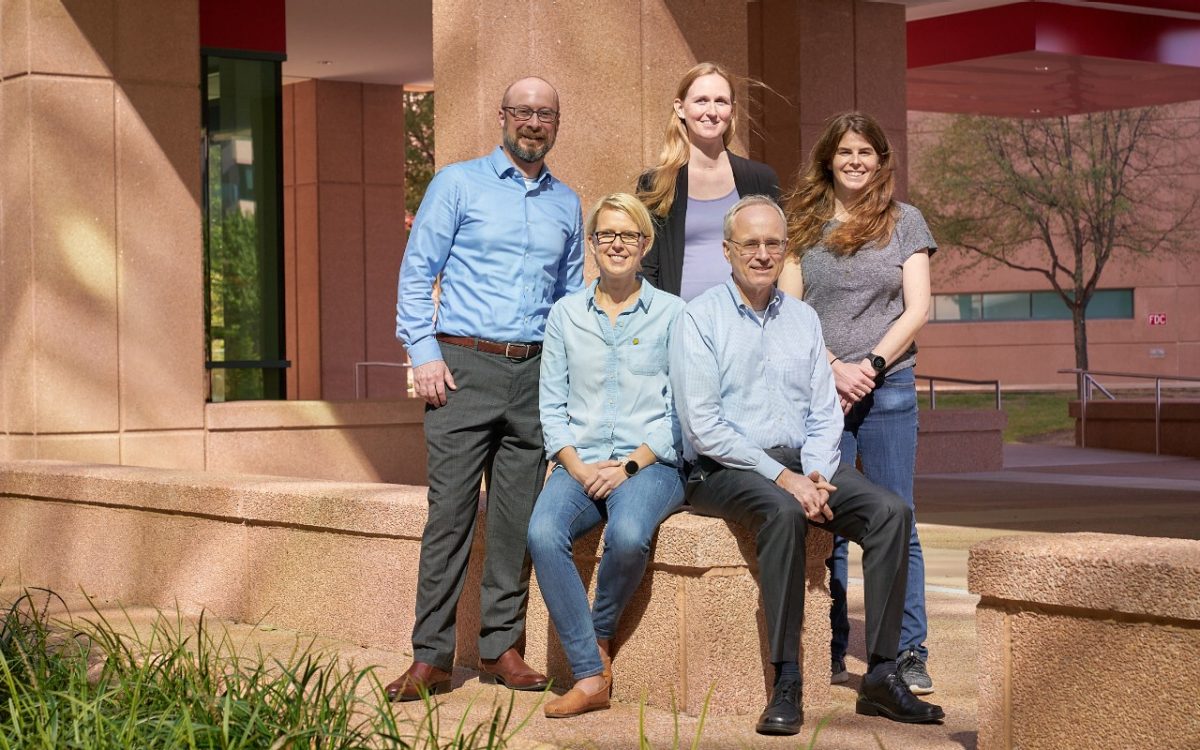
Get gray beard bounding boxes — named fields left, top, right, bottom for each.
left=504, top=131, right=551, bottom=164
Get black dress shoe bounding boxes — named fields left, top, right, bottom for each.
left=755, top=677, right=803, bottom=735
left=857, top=671, right=945, bottom=724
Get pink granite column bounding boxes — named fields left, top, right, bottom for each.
left=285, top=79, right=408, bottom=401
left=0, top=0, right=204, bottom=467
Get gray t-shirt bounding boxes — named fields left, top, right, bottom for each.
left=800, top=202, right=936, bottom=372
left=679, top=189, right=739, bottom=302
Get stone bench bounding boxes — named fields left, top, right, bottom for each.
left=0, top=460, right=831, bottom=716
left=969, top=532, right=1200, bottom=749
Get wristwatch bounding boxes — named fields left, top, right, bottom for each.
left=868, top=352, right=887, bottom=374
left=623, top=458, right=640, bottom=477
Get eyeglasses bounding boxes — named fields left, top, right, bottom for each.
left=725, top=238, right=786, bottom=258
left=593, top=231, right=645, bottom=246
left=502, top=106, right=560, bottom=123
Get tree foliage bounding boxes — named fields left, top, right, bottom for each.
left=913, top=107, right=1200, bottom=370
left=405, top=90, right=435, bottom=216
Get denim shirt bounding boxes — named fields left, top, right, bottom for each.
left=540, top=279, right=686, bottom=466
left=396, top=147, right=585, bottom=367
left=670, top=279, right=842, bottom=481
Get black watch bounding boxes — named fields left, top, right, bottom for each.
left=623, top=459, right=640, bottom=477
left=868, top=353, right=886, bottom=373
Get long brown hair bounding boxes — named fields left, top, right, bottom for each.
left=637, top=62, right=738, bottom=219
left=784, top=111, right=897, bottom=257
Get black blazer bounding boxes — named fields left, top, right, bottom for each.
left=638, top=153, right=781, bottom=296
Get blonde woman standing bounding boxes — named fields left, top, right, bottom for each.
left=638, top=62, right=779, bottom=301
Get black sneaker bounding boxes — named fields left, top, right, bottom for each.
left=831, top=657, right=849, bottom=685
left=755, top=677, right=802, bottom=735
left=897, top=648, right=934, bottom=695
left=856, top=671, right=944, bottom=724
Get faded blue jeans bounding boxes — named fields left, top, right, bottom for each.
left=528, top=463, right=684, bottom=679
left=829, top=366, right=929, bottom=660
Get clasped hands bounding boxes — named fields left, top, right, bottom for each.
left=832, top=358, right=878, bottom=414
left=777, top=468, right=837, bottom=522
left=568, top=460, right=627, bottom=500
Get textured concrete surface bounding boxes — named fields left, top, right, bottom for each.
left=0, top=459, right=834, bottom=716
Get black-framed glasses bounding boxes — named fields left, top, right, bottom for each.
left=725, top=238, right=786, bottom=258
left=502, top=106, right=559, bottom=123
left=593, top=231, right=645, bottom=246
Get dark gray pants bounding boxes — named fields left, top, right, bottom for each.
left=411, top=344, right=547, bottom=670
left=685, top=448, right=910, bottom=666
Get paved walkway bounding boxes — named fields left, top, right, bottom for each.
left=7, top=445, right=1199, bottom=749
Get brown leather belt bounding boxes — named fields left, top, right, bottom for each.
left=436, top=333, right=542, bottom=360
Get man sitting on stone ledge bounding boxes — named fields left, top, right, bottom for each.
left=669, top=195, right=944, bottom=735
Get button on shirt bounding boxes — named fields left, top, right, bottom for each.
left=540, top=280, right=685, bottom=466
left=670, top=279, right=842, bottom=482
left=396, top=147, right=585, bottom=366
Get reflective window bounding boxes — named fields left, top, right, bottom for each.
left=202, top=55, right=286, bottom=401
left=931, top=290, right=1133, bottom=322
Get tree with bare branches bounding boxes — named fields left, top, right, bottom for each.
left=913, top=107, right=1199, bottom=370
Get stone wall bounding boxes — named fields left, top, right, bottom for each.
left=969, top=533, right=1200, bottom=749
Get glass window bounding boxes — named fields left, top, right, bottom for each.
left=202, top=55, right=286, bottom=401
left=982, top=293, right=1030, bottom=320
left=1031, top=291, right=1071, bottom=320
left=933, top=293, right=981, bottom=321
left=1088, top=289, right=1134, bottom=319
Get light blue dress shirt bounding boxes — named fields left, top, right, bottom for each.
left=670, top=279, right=843, bottom=482
left=540, top=279, right=685, bottom=466
left=396, top=147, right=585, bottom=367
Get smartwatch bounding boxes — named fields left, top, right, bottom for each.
left=623, top=459, right=640, bottom=477
left=868, top=352, right=887, bottom=374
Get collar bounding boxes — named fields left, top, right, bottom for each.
left=586, top=277, right=654, bottom=314
left=488, top=146, right=551, bottom=184
left=722, top=278, right=782, bottom=318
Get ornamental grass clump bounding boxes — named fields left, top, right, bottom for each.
left=0, top=590, right=531, bottom=749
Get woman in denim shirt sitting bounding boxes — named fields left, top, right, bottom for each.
left=528, top=193, right=685, bottom=718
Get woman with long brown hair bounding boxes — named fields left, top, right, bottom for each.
left=637, top=62, right=779, bottom=300
left=779, top=111, right=937, bottom=696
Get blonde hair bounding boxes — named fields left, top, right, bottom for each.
left=784, top=111, right=898, bottom=257
left=637, top=62, right=738, bottom=219
left=586, top=192, right=656, bottom=248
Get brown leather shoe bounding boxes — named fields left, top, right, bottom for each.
left=385, top=661, right=452, bottom=702
left=545, top=674, right=612, bottom=718
left=478, top=648, right=549, bottom=690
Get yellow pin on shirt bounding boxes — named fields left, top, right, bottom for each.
left=632, top=338, right=639, bottom=345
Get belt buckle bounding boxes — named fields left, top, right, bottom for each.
left=504, top=342, right=521, bottom=359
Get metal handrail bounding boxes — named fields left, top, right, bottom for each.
left=1058, top=368, right=1200, bottom=455
left=913, top=373, right=1002, bottom=410
left=354, top=361, right=412, bottom=399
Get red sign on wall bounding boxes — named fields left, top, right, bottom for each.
left=1148, top=313, right=1168, bottom=326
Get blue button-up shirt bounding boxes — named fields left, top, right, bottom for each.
left=670, top=279, right=842, bottom=481
left=540, top=279, right=685, bottom=466
left=396, top=147, right=585, bottom=366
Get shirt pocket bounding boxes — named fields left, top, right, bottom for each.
left=624, top=337, right=667, bottom=376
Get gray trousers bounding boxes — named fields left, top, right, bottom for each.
left=411, top=343, right=547, bottom=670
left=685, top=447, right=911, bottom=666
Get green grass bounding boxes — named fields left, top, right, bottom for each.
left=0, top=590, right=535, bottom=749
left=919, top=390, right=1075, bottom=443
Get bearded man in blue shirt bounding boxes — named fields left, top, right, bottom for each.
left=389, top=77, right=584, bottom=702
left=670, top=195, right=944, bottom=734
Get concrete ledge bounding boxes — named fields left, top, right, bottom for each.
left=1070, top=399, right=1200, bottom=458
left=205, top=399, right=429, bottom=485
left=0, top=460, right=832, bottom=716
left=969, top=533, right=1200, bottom=749
left=917, top=409, right=1007, bottom=474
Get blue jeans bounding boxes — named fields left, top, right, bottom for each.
left=828, top=366, right=929, bottom=660
left=528, top=463, right=684, bottom=679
